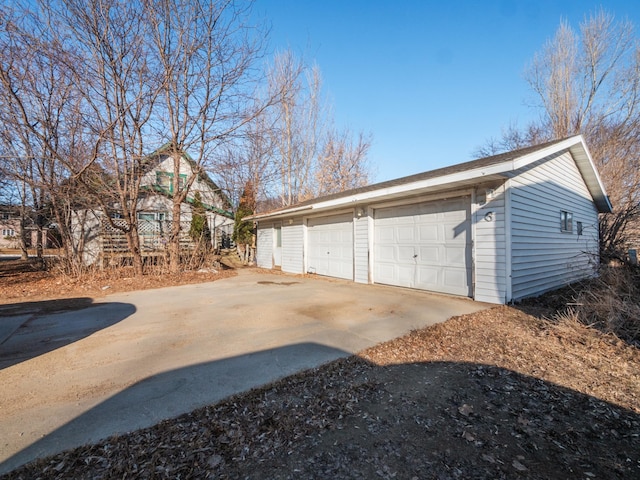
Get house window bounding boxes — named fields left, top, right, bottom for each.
left=2, top=229, right=15, bottom=237
left=560, top=211, right=573, bottom=233
left=156, top=172, right=172, bottom=192
left=577, top=221, right=583, bottom=236
left=137, top=213, right=156, bottom=222
left=1, top=213, right=10, bottom=220
left=156, top=171, right=187, bottom=194
left=137, top=212, right=166, bottom=222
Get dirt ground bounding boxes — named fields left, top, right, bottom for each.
left=1, top=258, right=639, bottom=479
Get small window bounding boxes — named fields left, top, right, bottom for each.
left=1, top=213, right=10, bottom=220
left=560, top=211, right=573, bottom=233
left=156, top=172, right=173, bottom=192
left=2, top=229, right=15, bottom=236
left=577, top=221, right=583, bottom=236
left=156, top=171, right=187, bottom=193
left=137, top=212, right=156, bottom=221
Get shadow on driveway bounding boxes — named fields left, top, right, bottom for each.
left=0, top=342, right=348, bottom=475
left=0, top=299, right=136, bottom=370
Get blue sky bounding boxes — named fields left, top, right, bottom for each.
left=256, top=0, right=640, bottom=182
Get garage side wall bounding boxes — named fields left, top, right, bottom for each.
left=354, top=213, right=369, bottom=283
left=473, top=183, right=507, bottom=304
left=282, top=219, right=304, bottom=274
left=256, top=223, right=273, bottom=269
left=509, top=151, right=599, bottom=300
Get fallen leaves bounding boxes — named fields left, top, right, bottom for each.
left=2, top=263, right=640, bottom=479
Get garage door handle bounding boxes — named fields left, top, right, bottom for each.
left=413, top=254, right=418, bottom=258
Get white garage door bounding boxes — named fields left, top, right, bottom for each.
left=374, top=197, right=472, bottom=296
left=307, top=213, right=353, bottom=280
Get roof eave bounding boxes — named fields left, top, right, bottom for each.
left=251, top=135, right=613, bottom=220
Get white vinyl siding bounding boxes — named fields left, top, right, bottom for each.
left=509, top=151, right=599, bottom=300
left=354, top=212, right=369, bottom=284
left=281, top=220, right=304, bottom=274
left=473, top=183, right=507, bottom=304
left=256, top=224, right=273, bottom=268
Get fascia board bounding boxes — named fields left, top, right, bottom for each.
left=311, top=169, right=508, bottom=210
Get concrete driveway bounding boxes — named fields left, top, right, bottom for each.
left=0, top=269, right=489, bottom=474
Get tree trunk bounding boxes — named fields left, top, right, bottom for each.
left=19, top=216, right=28, bottom=261
left=167, top=201, right=182, bottom=274
left=125, top=229, right=144, bottom=276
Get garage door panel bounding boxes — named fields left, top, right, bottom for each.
left=445, top=246, right=467, bottom=265
left=423, top=246, right=443, bottom=263
left=418, top=224, right=439, bottom=241
left=397, top=226, right=415, bottom=242
left=416, top=266, right=439, bottom=286
left=444, top=269, right=468, bottom=289
left=374, top=197, right=471, bottom=297
left=375, top=245, right=396, bottom=262
left=396, top=265, right=414, bottom=286
left=308, top=213, right=353, bottom=280
left=397, top=245, right=416, bottom=261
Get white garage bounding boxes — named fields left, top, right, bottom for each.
left=373, top=197, right=472, bottom=296
left=251, top=136, right=612, bottom=304
left=307, top=213, right=354, bottom=280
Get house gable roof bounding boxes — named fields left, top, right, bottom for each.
left=251, top=135, right=612, bottom=220
left=143, top=143, right=233, bottom=213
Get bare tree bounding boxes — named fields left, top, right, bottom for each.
left=479, top=10, right=640, bottom=261
left=144, top=0, right=266, bottom=272
left=0, top=3, right=89, bottom=266
left=47, top=0, right=164, bottom=275
left=267, top=50, right=324, bottom=206
left=315, top=129, right=372, bottom=197
left=213, top=112, right=279, bottom=211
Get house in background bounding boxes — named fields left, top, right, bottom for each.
left=250, top=135, right=612, bottom=304
left=75, top=146, right=234, bottom=265
left=0, top=205, right=54, bottom=250
left=0, top=206, right=21, bottom=249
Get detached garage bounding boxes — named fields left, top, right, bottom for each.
left=251, top=136, right=612, bottom=304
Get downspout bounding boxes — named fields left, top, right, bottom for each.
left=470, top=188, right=477, bottom=300
left=504, top=179, right=513, bottom=303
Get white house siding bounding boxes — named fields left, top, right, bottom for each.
left=256, top=224, right=273, bottom=269
left=509, top=151, right=599, bottom=300
left=473, top=182, right=507, bottom=304
left=354, top=212, right=369, bottom=284
left=71, top=209, right=103, bottom=266
left=281, top=220, right=304, bottom=274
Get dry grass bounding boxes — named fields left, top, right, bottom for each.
left=569, top=266, right=640, bottom=344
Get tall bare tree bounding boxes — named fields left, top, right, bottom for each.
left=478, top=10, right=640, bottom=261
left=315, top=129, right=372, bottom=197
left=265, top=50, right=372, bottom=207
left=0, top=3, right=89, bottom=265
left=48, top=0, right=163, bottom=275
left=144, top=0, right=266, bottom=272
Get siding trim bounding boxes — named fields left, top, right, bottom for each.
left=504, top=178, right=513, bottom=303
left=470, top=187, right=478, bottom=300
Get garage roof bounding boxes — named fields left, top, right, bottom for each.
left=251, top=135, right=612, bottom=220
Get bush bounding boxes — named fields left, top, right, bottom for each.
left=567, top=265, right=640, bottom=346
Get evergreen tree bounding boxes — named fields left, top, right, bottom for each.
left=233, top=182, right=255, bottom=245
left=189, top=191, right=211, bottom=245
